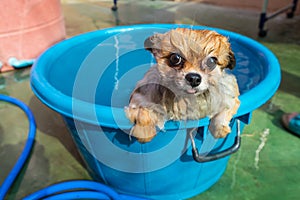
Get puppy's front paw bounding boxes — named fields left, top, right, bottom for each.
left=130, top=124, right=156, bottom=143
left=125, top=106, right=158, bottom=143
left=209, top=124, right=231, bottom=138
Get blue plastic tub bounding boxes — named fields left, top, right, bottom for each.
left=31, top=24, right=280, bottom=199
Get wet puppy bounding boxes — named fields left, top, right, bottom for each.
left=125, top=28, right=240, bottom=143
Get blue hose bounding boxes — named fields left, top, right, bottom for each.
left=0, top=94, right=36, bottom=200
left=24, top=180, right=146, bottom=200
left=0, top=94, right=147, bottom=200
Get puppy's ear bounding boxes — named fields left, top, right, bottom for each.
left=226, top=50, right=236, bottom=70
left=144, top=35, right=155, bottom=51
left=144, top=34, right=163, bottom=56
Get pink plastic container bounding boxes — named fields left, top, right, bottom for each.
left=0, top=0, right=65, bottom=72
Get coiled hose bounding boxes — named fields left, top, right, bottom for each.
left=0, top=94, right=146, bottom=200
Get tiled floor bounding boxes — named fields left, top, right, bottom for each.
left=1, top=0, right=300, bottom=199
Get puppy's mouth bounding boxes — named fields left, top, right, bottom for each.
left=186, top=88, right=198, bottom=94
left=185, top=86, right=207, bottom=95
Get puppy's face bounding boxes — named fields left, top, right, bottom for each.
left=144, top=28, right=235, bottom=96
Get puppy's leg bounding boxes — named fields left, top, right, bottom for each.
left=125, top=66, right=168, bottom=142
left=209, top=96, right=240, bottom=138
left=125, top=106, right=161, bottom=143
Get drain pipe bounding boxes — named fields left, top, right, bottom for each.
left=0, top=57, right=35, bottom=72
left=8, top=57, right=35, bottom=69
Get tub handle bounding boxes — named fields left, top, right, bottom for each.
left=190, top=120, right=241, bottom=163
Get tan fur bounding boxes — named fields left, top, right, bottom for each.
left=125, top=28, right=240, bottom=143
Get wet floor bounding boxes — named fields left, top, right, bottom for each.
left=1, top=0, right=300, bottom=199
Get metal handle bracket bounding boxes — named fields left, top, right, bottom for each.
left=190, top=120, right=241, bottom=163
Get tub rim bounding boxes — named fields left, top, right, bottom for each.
left=30, top=24, right=281, bottom=129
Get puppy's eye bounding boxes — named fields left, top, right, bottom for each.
left=206, top=57, right=217, bottom=70
left=169, top=53, right=184, bottom=67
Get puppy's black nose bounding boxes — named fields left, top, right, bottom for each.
left=185, top=73, right=201, bottom=87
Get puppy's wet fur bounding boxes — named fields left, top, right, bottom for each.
left=125, top=28, right=240, bottom=143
